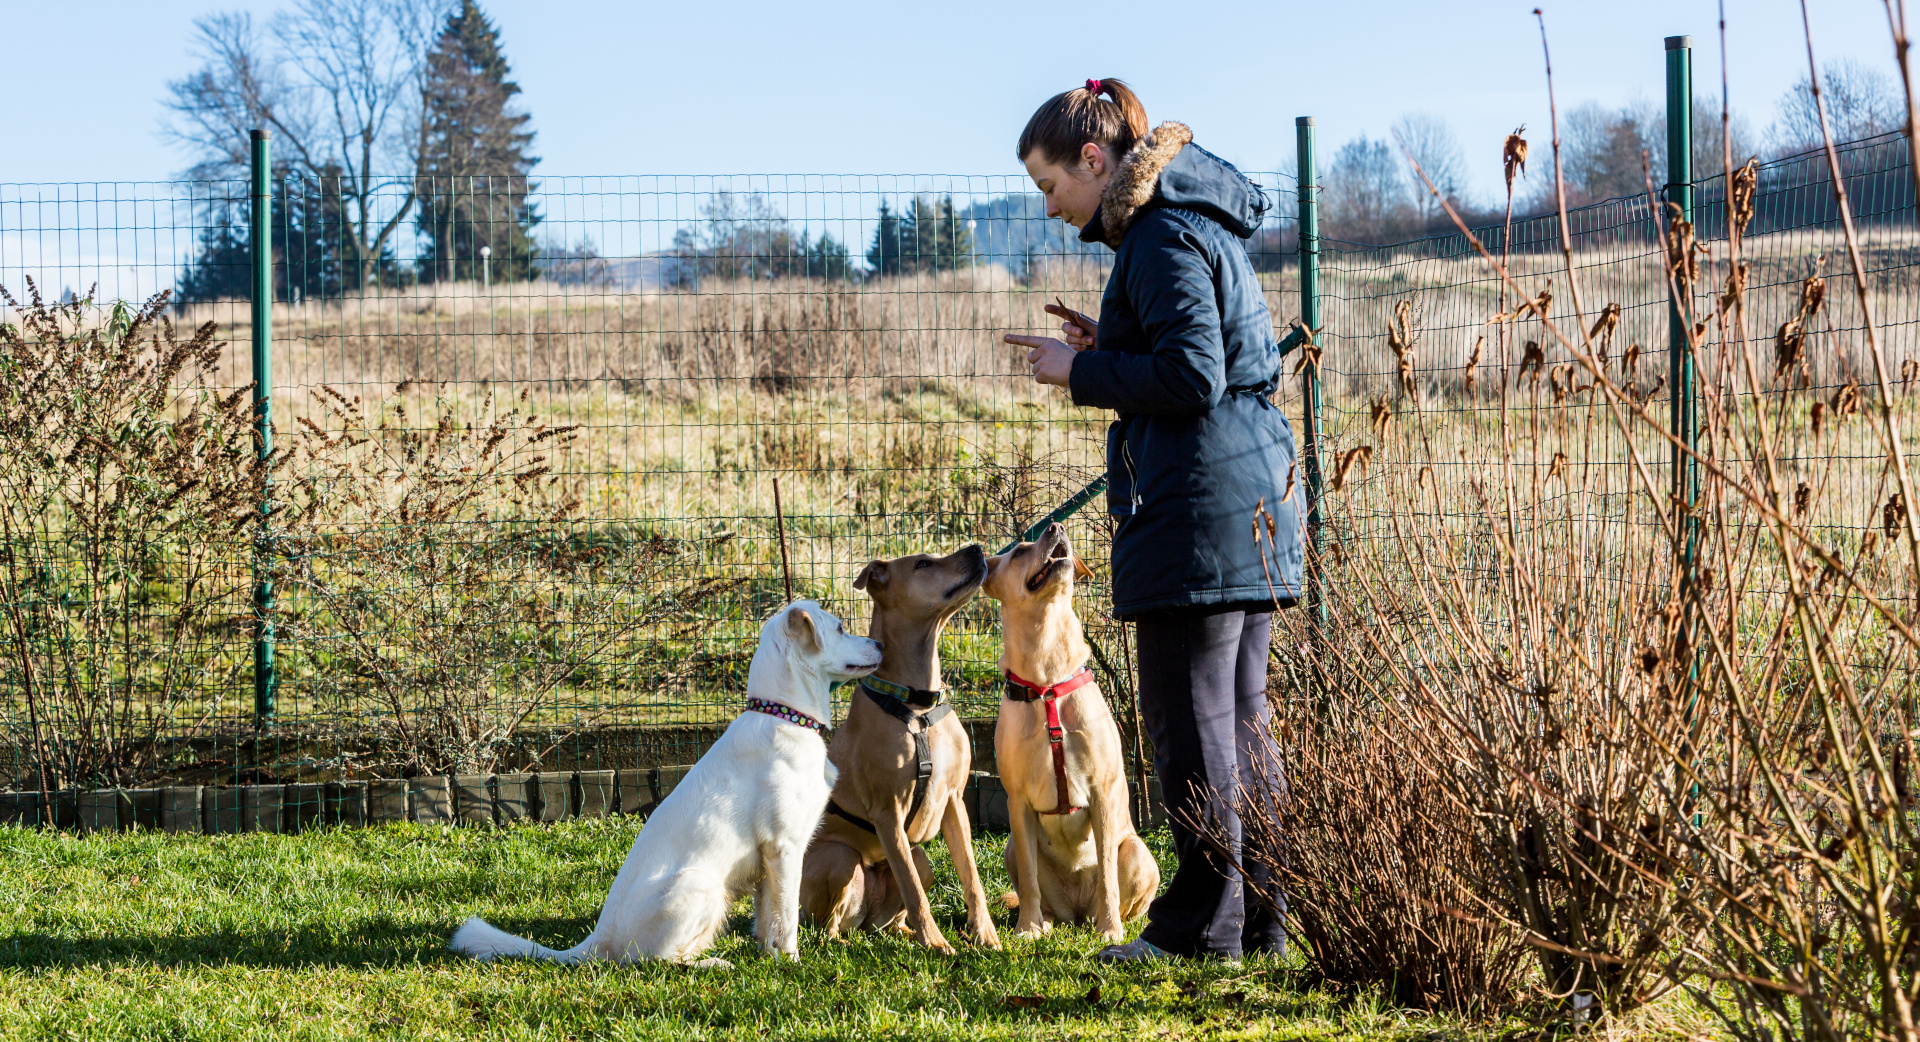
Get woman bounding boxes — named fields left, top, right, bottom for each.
left=1004, top=79, right=1303, bottom=962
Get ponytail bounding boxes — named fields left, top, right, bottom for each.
left=1016, top=77, right=1150, bottom=165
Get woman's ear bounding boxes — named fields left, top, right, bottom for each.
left=1080, top=141, right=1108, bottom=176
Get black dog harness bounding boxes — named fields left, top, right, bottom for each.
left=826, top=676, right=951, bottom=838
left=1004, top=666, right=1096, bottom=816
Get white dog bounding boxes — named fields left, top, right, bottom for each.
left=449, top=600, right=881, bottom=967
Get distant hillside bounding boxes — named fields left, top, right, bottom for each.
left=958, top=194, right=1109, bottom=276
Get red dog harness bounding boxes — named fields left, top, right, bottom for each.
left=1003, top=666, right=1098, bottom=816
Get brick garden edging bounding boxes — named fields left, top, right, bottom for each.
left=0, top=771, right=1168, bottom=836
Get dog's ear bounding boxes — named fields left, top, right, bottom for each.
left=784, top=606, right=821, bottom=652
left=1073, top=556, right=1093, bottom=581
left=852, top=559, right=887, bottom=591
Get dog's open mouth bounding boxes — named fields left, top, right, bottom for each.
left=1026, top=535, right=1073, bottom=592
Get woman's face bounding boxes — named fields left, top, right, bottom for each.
left=1022, top=142, right=1113, bottom=230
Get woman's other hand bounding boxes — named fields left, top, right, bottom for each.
left=1004, top=334, right=1077, bottom=387
left=1044, top=299, right=1097, bottom=349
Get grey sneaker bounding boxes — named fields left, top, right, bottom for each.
left=1093, top=938, right=1177, bottom=962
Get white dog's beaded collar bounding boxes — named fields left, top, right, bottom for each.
left=745, top=697, right=829, bottom=735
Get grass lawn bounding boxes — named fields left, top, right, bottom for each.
left=0, top=820, right=1447, bottom=1041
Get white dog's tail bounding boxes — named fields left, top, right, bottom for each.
left=450, top=916, right=592, bottom=963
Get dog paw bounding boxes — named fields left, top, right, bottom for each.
left=973, top=931, right=1003, bottom=951
left=686, top=957, right=734, bottom=970
left=919, top=932, right=956, bottom=955
left=1012, top=923, right=1046, bottom=941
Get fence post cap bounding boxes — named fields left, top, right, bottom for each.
left=1665, top=35, right=1691, bottom=50
left=250, top=128, right=271, bottom=141
left=1295, top=116, right=1315, bottom=127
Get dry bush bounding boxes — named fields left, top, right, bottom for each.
left=274, top=386, right=734, bottom=776
left=1255, top=616, right=1531, bottom=1015
left=0, top=282, right=271, bottom=794
left=1264, top=69, right=1920, bottom=1033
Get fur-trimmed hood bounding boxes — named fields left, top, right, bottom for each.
left=1080, top=121, right=1270, bottom=248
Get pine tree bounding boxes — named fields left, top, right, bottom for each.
left=867, top=196, right=973, bottom=277
left=416, top=0, right=540, bottom=284
left=177, top=205, right=250, bottom=304
left=867, top=200, right=906, bottom=276
left=804, top=232, right=850, bottom=280
left=914, top=195, right=974, bottom=272
left=177, top=162, right=379, bottom=304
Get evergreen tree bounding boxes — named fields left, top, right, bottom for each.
left=177, top=162, right=391, bottom=304
left=803, top=232, right=850, bottom=280
left=867, top=196, right=974, bottom=277
left=867, top=200, right=906, bottom=276
left=177, top=204, right=250, bottom=304
left=913, top=195, right=975, bottom=272
left=416, top=0, right=540, bottom=284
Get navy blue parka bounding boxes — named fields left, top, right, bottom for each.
left=1066, top=121, right=1304, bottom=618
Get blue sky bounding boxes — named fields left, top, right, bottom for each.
left=7, top=0, right=1899, bottom=203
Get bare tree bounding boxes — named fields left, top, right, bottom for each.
left=1323, top=136, right=1415, bottom=244
left=1770, top=57, right=1900, bottom=151
left=1532, top=98, right=1754, bottom=210
left=165, top=0, right=448, bottom=290
left=1560, top=101, right=1656, bottom=203
left=1391, top=113, right=1466, bottom=221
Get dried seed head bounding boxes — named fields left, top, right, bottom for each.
left=1289, top=324, right=1324, bottom=376
left=1730, top=156, right=1759, bottom=236
left=1388, top=299, right=1420, bottom=398
left=1721, top=261, right=1749, bottom=317
left=1370, top=397, right=1394, bottom=441
left=1520, top=341, right=1546, bottom=381
left=1665, top=204, right=1699, bottom=287
left=1503, top=126, right=1529, bottom=194
left=1776, top=319, right=1807, bottom=378
left=1587, top=303, right=1620, bottom=365
left=1331, top=445, right=1373, bottom=492
left=1830, top=381, right=1861, bottom=425
left=1800, top=270, right=1827, bottom=320
left=1794, top=481, right=1811, bottom=517
left=1811, top=401, right=1826, bottom=437
left=1887, top=493, right=1908, bottom=538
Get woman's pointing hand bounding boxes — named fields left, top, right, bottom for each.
left=1004, top=334, right=1077, bottom=387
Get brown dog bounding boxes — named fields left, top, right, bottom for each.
left=799, top=545, right=1001, bottom=953
left=985, top=523, right=1158, bottom=941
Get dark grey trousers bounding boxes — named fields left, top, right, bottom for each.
left=1135, top=607, right=1285, bottom=959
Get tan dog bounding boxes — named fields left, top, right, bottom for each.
left=799, top=545, right=1001, bottom=953
left=985, top=523, right=1158, bottom=941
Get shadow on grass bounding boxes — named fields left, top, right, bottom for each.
left=0, top=912, right=599, bottom=970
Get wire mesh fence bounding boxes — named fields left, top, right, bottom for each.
left=2, top=129, right=1916, bottom=817
left=0, top=170, right=1296, bottom=797
left=1303, top=130, right=1919, bottom=630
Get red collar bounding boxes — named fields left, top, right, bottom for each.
left=1004, top=666, right=1097, bottom=702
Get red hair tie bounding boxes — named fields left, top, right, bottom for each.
left=1085, top=78, right=1104, bottom=96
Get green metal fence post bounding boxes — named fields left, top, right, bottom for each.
left=250, top=129, right=276, bottom=721
left=1666, top=37, right=1698, bottom=561
left=1297, top=117, right=1327, bottom=635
